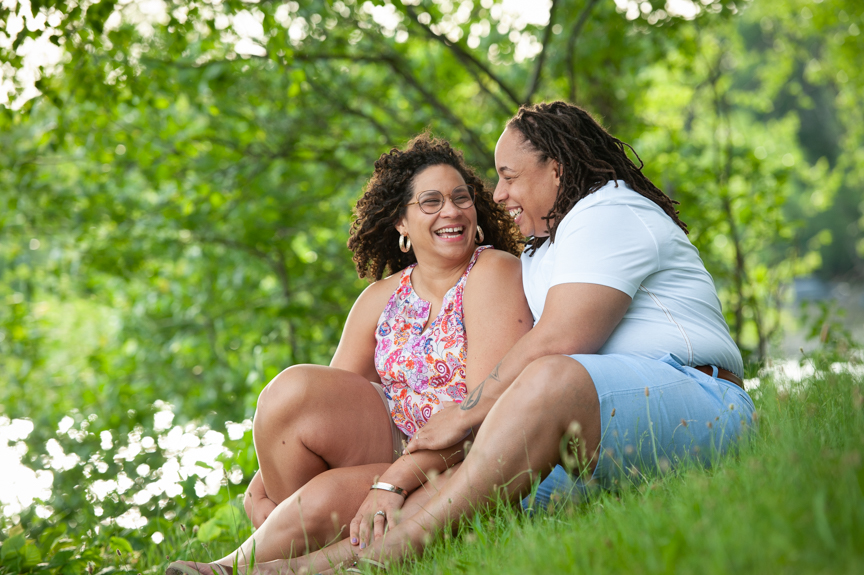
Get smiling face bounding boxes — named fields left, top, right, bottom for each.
left=396, top=164, right=479, bottom=263
left=492, top=127, right=560, bottom=238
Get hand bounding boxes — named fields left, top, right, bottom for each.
left=404, top=403, right=473, bottom=454
left=349, top=487, right=406, bottom=548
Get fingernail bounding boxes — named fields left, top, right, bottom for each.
left=360, top=542, right=366, bottom=549
left=351, top=537, right=358, bottom=544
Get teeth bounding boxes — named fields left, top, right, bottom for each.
left=509, top=207, right=523, bottom=218
left=435, top=227, right=463, bottom=235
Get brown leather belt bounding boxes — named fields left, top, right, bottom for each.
left=694, top=365, right=744, bottom=389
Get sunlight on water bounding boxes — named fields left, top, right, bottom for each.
left=3, top=356, right=863, bottom=524
left=0, top=402, right=252, bottom=529
left=0, top=417, right=54, bottom=519
left=744, top=359, right=864, bottom=391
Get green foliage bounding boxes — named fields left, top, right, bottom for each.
left=1, top=0, right=863, bottom=572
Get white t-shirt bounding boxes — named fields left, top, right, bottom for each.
left=521, top=180, right=744, bottom=377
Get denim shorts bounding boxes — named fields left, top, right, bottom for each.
left=522, top=353, right=755, bottom=510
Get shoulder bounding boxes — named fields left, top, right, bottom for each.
left=464, top=249, right=523, bottom=297
left=353, top=272, right=402, bottom=313
left=469, top=248, right=522, bottom=282
left=556, top=183, right=664, bottom=243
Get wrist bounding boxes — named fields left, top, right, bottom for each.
left=458, top=398, right=487, bottom=427
left=379, top=465, right=421, bottom=493
left=369, top=481, right=408, bottom=499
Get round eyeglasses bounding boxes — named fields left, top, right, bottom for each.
left=405, top=185, right=476, bottom=215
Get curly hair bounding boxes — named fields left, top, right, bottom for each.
left=348, top=133, right=522, bottom=281
left=507, top=101, right=688, bottom=255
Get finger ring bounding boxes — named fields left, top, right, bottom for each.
left=374, top=510, right=386, bottom=518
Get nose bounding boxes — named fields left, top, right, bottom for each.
left=439, top=195, right=462, bottom=217
left=493, top=180, right=506, bottom=204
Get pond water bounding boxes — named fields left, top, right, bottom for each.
left=0, top=401, right=251, bottom=528
left=3, top=358, right=863, bottom=526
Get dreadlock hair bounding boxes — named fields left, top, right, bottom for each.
left=507, top=101, right=688, bottom=255
left=348, top=133, right=522, bottom=281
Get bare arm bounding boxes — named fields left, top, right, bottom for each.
left=329, top=276, right=399, bottom=381
left=406, top=281, right=631, bottom=453
left=350, top=251, right=533, bottom=547
left=361, top=251, right=533, bottom=487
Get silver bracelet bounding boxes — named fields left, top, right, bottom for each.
left=370, top=482, right=408, bottom=498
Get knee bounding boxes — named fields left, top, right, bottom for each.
left=253, top=365, right=316, bottom=435
left=515, top=355, right=592, bottom=401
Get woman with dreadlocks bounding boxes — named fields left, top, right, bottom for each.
left=290, top=101, right=755, bottom=571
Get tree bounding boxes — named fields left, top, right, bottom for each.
left=1, top=0, right=862, bottom=571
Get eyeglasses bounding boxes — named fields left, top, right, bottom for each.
left=405, top=185, right=476, bottom=215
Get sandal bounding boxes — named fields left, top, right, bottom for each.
left=166, top=561, right=233, bottom=575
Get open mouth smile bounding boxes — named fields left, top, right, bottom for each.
left=434, top=226, right=464, bottom=239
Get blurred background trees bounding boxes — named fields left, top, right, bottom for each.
left=1, top=0, right=862, bottom=571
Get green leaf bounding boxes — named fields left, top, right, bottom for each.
left=108, top=536, right=133, bottom=555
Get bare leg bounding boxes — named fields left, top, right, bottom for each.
left=168, top=465, right=462, bottom=575
left=246, top=356, right=598, bottom=575
left=357, top=355, right=599, bottom=565
left=251, top=365, right=396, bottom=506
left=219, top=464, right=390, bottom=566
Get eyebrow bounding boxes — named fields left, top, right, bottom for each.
left=497, top=166, right=517, bottom=174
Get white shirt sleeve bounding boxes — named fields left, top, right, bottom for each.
left=550, top=204, right=660, bottom=298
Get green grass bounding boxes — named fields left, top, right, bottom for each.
left=3, top=362, right=863, bottom=574
left=392, top=366, right=864, bottom=575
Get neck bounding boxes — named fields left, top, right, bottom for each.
left=411, top=248, right=476, bottom=300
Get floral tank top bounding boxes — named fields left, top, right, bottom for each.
left=374, top=246, right=491, bottom=438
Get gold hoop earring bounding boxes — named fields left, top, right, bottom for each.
left=399, top=234, right=412, bottom=253
left=475, top=225, right=484, bottom=244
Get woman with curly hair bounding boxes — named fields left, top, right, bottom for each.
left=166, top=134, right=531, bottom=575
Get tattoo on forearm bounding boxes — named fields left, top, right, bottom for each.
left=461, top=360, right=502, bottom=410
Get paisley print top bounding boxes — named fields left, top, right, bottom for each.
left=374, top=246, right=491, bottom=438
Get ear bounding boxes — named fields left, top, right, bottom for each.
left=551, top=160, right=562, bottom=188
left=395, top=217, right=408, bottom=237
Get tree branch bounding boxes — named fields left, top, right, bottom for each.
left=398, top=1, right=523, bottom=109
left=523, top=0, right=559, bottom=105
left=566, top=0, right=601, bottom=103
left=295, top=48, right=493, bottom=167
left=305, top=75, right=395, bottom=142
